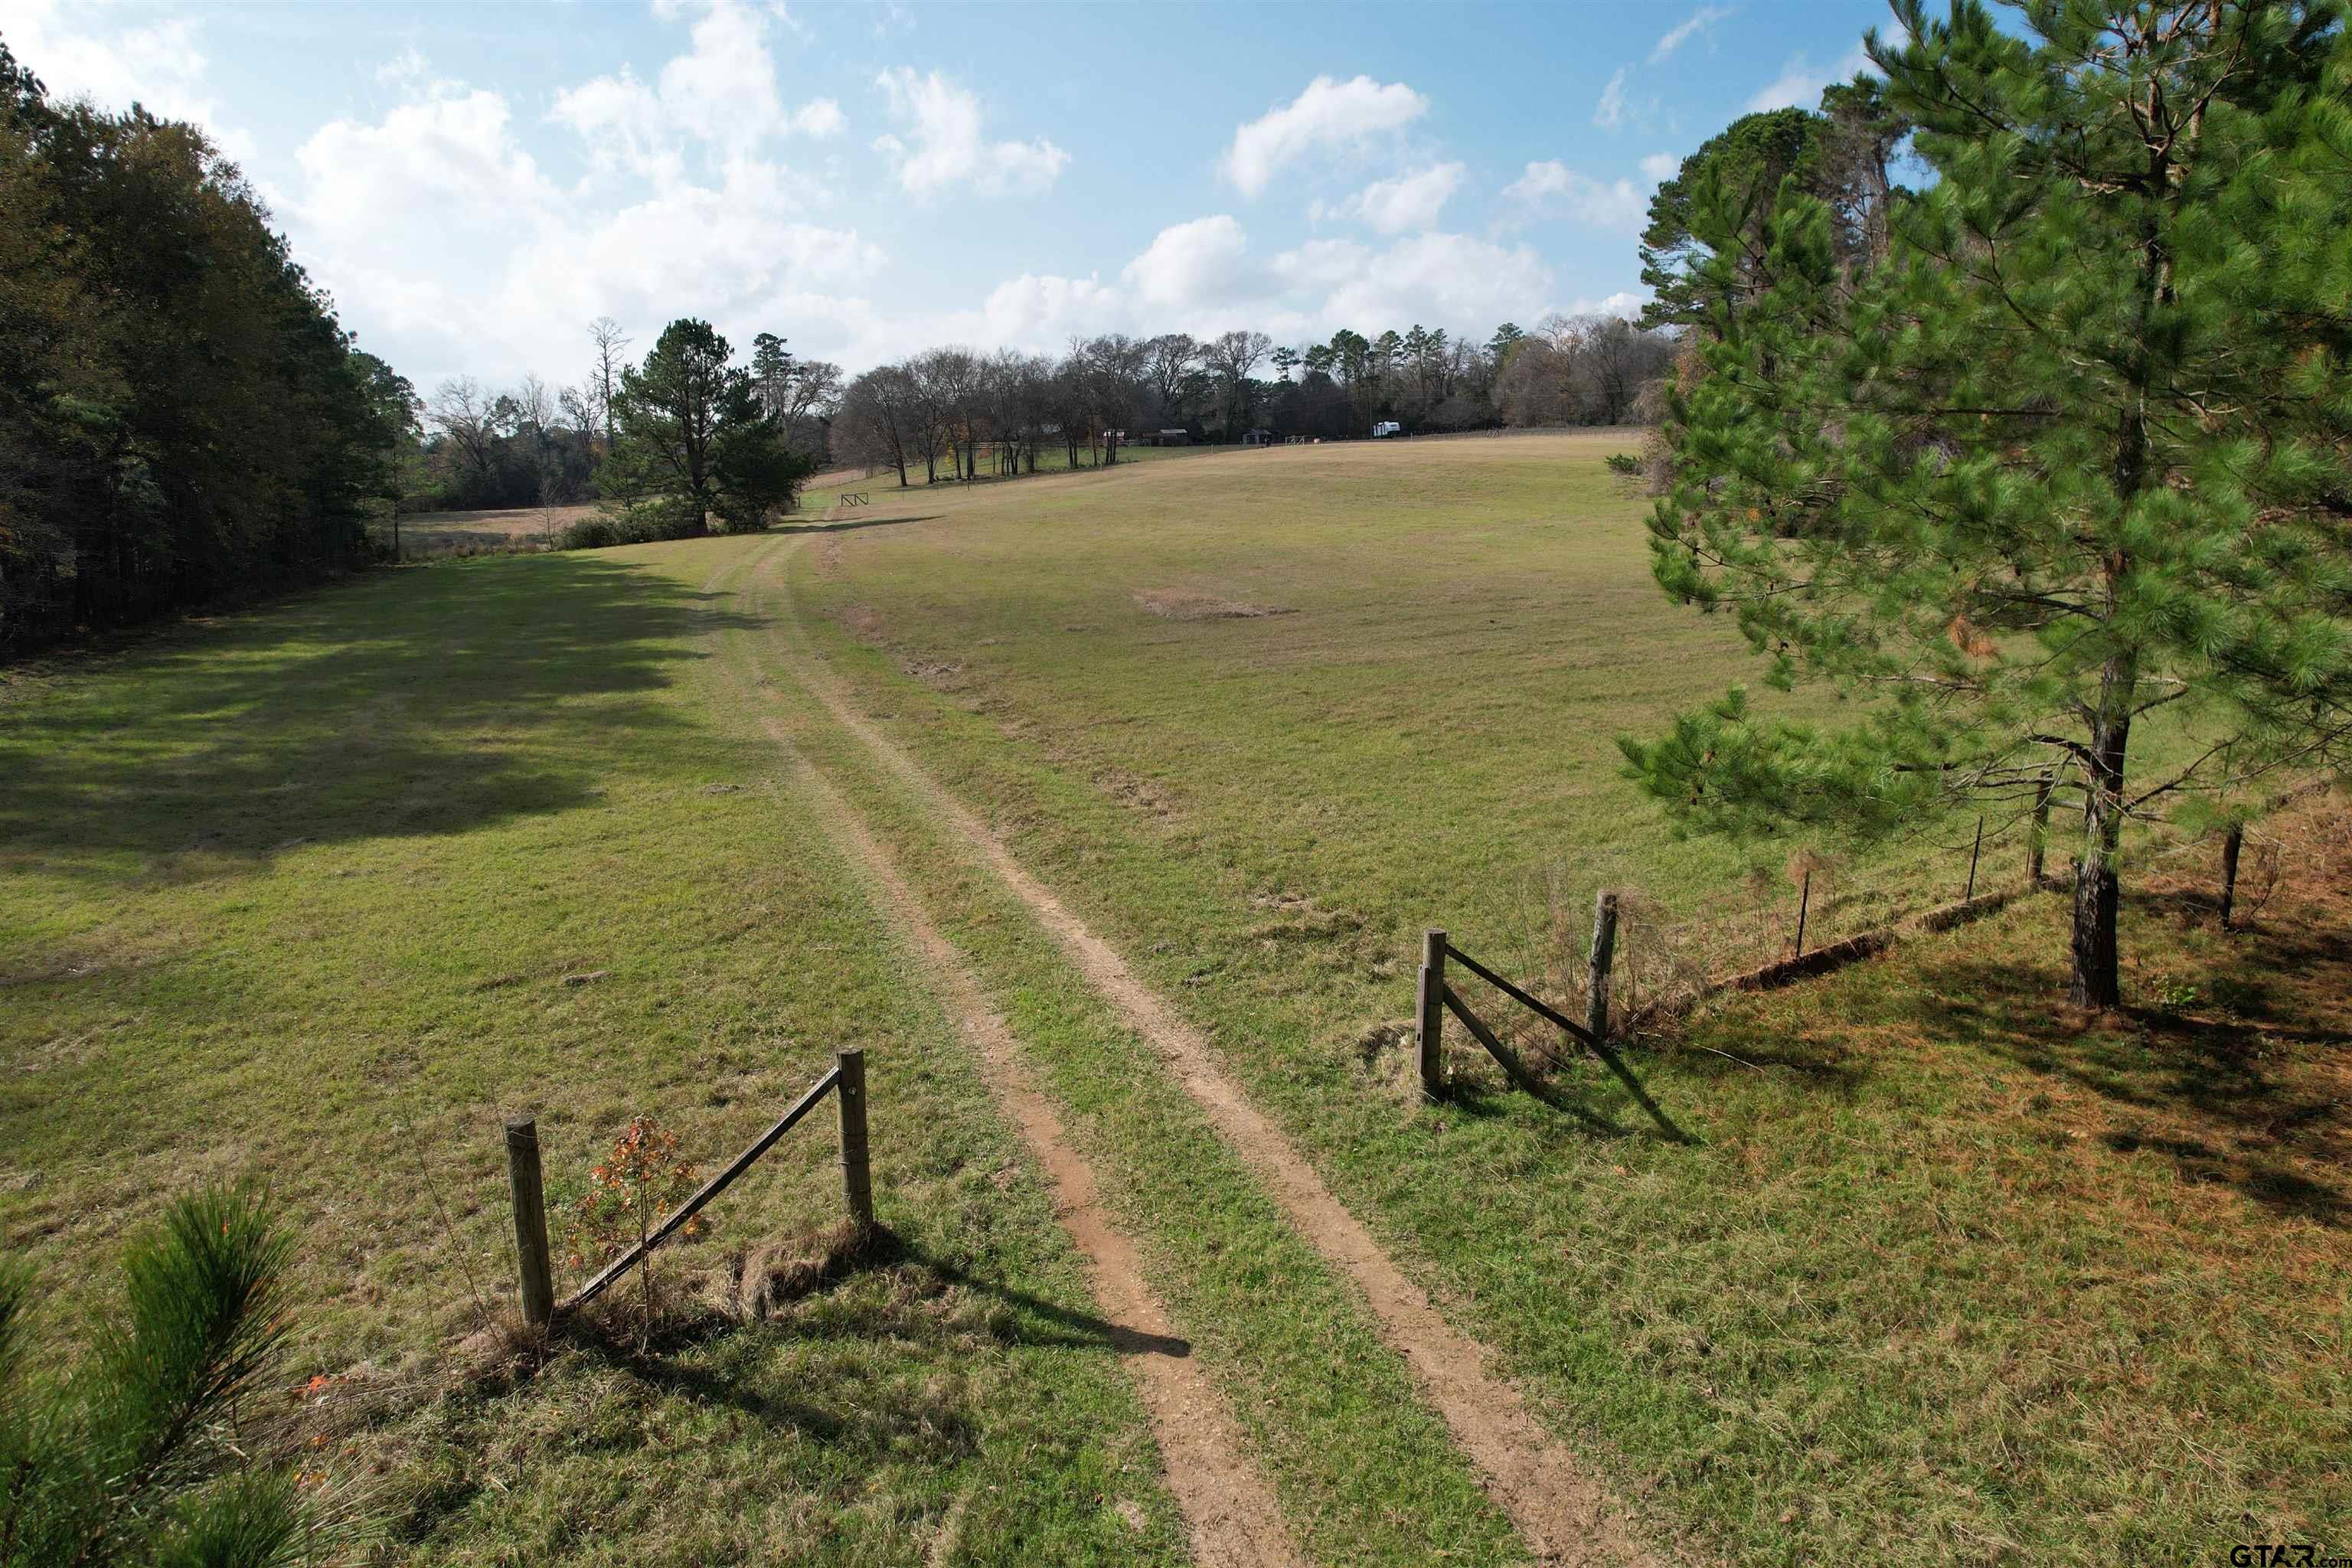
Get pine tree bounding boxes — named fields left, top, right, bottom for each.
left=1622, top=0, right=2352, bottom=1008
left=604, top=319, right=812, bottom=536
left=1638, top=107, right=1826, bottom=332
left=0, top=1186, right=313, bottom=1566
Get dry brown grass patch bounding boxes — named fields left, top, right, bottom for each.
left=1129, top=589, right=1295, bottom=621
left=712, top=1218, right=874, bottom=1321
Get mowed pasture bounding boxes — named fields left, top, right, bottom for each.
left=2, top=433, right=2346, bottom=1566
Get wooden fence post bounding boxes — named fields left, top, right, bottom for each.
left=504, top=1116, right=554, bottom=1331
left=1964, top=815, right=1986, bottom=902
left=2027, top=771, right=2055, bottom=887
left=1792, top=871, right=1812, bottom=959
left=1586, top=892, right=1620, bottom=1044
left=1416, top=929, right=1446, bottom=1099
left=2219, top=822, right=2245, bottom=932
left=836, top=1047, right=874, bottom=1236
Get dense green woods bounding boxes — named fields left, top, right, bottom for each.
left=0, top=43, right=405, bottom=657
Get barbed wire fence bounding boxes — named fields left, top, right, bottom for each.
left=1463, top=786, right=2321, bottom=1062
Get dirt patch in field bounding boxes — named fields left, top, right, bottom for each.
left=903, top=657, right=965, bottom=688
left=1247, top=889, right=1366, bottom=945
left=1097, top=769, right=1181, bottom=825
left=838, top=605, right=890, bottom=644
left=1131, top=590, right=1295, bottom=622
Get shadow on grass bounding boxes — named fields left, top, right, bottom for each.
left=0, top=549, right=762, bottom=889
left=871, top=1230, right=1193, bottom=1357
left=1674, top=888, right=2350, bottom=1227
left=1446, top=1073, right=1629, bottom=1138
left=558, top=1225, right=1182, bottom=1447
left=779, top=514, right=944, bottom=535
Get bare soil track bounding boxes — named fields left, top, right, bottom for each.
left=706, top=547, right=1304, bottom=1568
left=733, top=537, right=1664, bottom=1568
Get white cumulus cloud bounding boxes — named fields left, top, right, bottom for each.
left=1122, top=214, right=1253, bottom=312
left=1747, top=31, right=1895, bottom=112
left=1311, top=162, right=1464, bottom=235
left=1501, top=161, right=1648, bottom=233
left=1640, top=152, right=1680, bottom=182
left=551, top=0, right=839, bottom=181
left=3, top=0, right=252, bottom=159
left=283, top=67, right=880, bottom=386
left=789, top=98, right=846, bottom=138
left=1100, top=214, right=1557, bottom=345
left=871, top=67, right=1067, bottom=198
left=1222, top=74, right=1427, bottom=198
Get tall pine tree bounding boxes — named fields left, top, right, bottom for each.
left=1622, top=0, right=2352, bottom=1007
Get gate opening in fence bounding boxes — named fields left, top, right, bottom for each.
left=504, top=1047, right=874, bottom=1328
left=1416, top=909, right=1684, bottom=1141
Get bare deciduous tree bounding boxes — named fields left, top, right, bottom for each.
left=1143, top=333, right=1200, bottom=429
left=587, top=316, right=630, bottom=455
left=514, top=374, right=568, bottom=540
left=428, top=376, right=498, bottom=490
left=1207, top=329, right=1272, bottom=439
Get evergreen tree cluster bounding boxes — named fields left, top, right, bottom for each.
left=0, top=44, right=407, bottom=656
left=592, top=318, right=818, bottom=541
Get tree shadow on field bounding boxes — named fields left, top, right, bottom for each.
left=1922, top=942, right=2352, bottom=1228
left=0, top=550, right=762, bottom=890
left=1682, top=885, right=2352, bottom=1228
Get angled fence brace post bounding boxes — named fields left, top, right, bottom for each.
left=1964, top=815, right=1986, bottom=903
left=2027, top=771, right=2055, bottom=887
left=1416, top=929, right=1446, bottom=1099
left=2219, top=822, right=2245, bottom=932
left=1586, top=892, right=1619, bottom=1045
left=836, top=1047, right=874, bottom=1236
left=505, top=1116, right=554, bottom=1331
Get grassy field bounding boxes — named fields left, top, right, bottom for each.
left=787, top=433, right=2351, bottom=1560
left=387, top=443, right=1217, bottom=557
left=391, top=502, right=598, bottom=555
left=0, top=553, right=1197, bottom=1565
left=5, top=432, right=2346, bottom=1565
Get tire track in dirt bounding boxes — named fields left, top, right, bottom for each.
left=710, top=543, right=1305, bottom=1568
left=754, top=540, right=1665, bottom=1568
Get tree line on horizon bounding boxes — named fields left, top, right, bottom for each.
left=0, top=22, right=1681, bottom=650
left=827, top=315, right=1675, bottom=486
left=405, top=310, right=1677, bottom=521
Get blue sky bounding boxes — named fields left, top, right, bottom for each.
left=4, top=0, right=1899, bottom=390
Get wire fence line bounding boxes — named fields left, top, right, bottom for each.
left=1468, top=795, right=2308, bottom=1053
